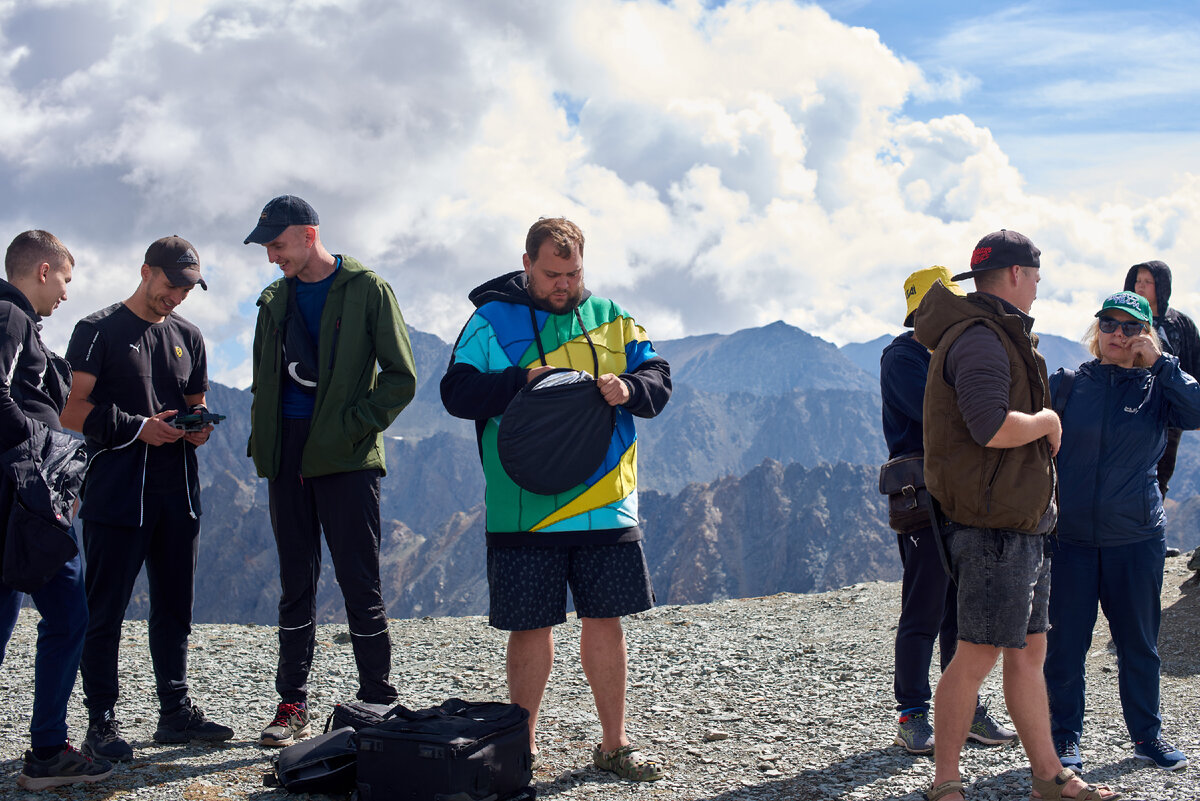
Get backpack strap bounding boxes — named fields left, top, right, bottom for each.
left=1052, top=368, right=1075, bottom=417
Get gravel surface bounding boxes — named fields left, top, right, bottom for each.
left=0, top=557, right=1196, bottom=800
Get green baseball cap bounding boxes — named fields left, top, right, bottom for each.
left=1096, top=291, right=1152, bottom=324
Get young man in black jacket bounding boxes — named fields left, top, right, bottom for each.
left=61, top=236, right=232, bottom=762
left=0, top=230, right=112, bottom=789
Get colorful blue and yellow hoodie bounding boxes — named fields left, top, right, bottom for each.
left=440, top=271, right=671, bottom=545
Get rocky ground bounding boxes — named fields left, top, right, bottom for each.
left=0, top=557, right=1197, bottom=800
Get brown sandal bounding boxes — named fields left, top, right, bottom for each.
left=924, top=779, right=965, bottom=801
left=1031, top=768, right=1123, bottom=801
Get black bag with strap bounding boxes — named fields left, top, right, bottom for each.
left=878, top=453, right=932, bottom=534
left=265, top=726, right=358, bottom=794
left=356, top=698, right=534, bottom=801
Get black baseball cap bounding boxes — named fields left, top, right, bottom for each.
left=243, top=195, right=319, bottom=245
left=952, top=229, right=1041, bottom=281
left=145, top=235, right=207, bottom=290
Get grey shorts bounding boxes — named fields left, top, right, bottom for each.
left=946, top=526, right=1050, bottom=649
left=486, top=541, right=655, bottom=631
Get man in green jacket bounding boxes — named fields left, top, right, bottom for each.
left=244, top=195, right=418, bottom=746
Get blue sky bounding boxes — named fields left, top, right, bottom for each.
left=820, top=0, right=1200, bottom=196
left=2, top=0, right=1199, bottom=387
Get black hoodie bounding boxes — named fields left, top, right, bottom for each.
left=0, top=279, right=70, bottom=453
left=1124, top=260, right=1200, bottom=378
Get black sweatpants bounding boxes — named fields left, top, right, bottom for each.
left=268, top=418, right=396, bottom=704
left=80, top=493, right=200, bottom=717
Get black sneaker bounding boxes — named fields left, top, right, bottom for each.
left=153, top=699, right=234, bottom=744
left=83, top=711, right=134, bottom=763
left=17, top=744, right=113, bottom=790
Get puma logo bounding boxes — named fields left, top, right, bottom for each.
left=909, top=535, right=919, bottom=548
left=129, top=343, right=141, bottom=353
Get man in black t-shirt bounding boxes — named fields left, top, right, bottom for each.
left=61, top=236, right=233, bottom=762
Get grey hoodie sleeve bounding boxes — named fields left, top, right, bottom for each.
left=944, top=324, right=1010, bottom=446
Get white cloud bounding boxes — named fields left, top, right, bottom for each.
left=2, top=0, right=1200, bottom=389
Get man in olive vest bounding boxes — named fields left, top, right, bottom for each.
left=912, top=231, right=1117, bottom=801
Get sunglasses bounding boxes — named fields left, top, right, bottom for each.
left=1097, top=316, right=1146, bottom=337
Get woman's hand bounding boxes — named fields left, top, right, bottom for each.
left=1130, top=331, right=1162, bottom=368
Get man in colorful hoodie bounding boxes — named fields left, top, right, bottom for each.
left=441, top=217, right=671, bottom=781
left=245, top=195, right=418, bottom=747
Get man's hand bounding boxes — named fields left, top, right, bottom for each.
left=1040, top=408, right=1062, bottom=457
left=526, top=365, right=555, bottom=384
left=986, top=408, right=1061, bottom=456
left=138, top=410, right=185, bottom=446
left=183, top=424, right=214, bottom=447
left=597, top=373, right=630, bottom=407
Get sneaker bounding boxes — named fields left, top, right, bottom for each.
left=894, top=709, right=934, bottom=755
left=1056, top=738, right=1083, bottom=771
left=259, top=701, right=311, bottom=747
left=17, top=745, right=112, bottom=790
left=83, top=711, right=133, bottom=763
left=967, top=702, right=1018, bottom=746
left=153, top=699, right=234, bottom=744
left=1134, top=737, right=1188, bottom=771
left=592, top=743, right=666, bottom=781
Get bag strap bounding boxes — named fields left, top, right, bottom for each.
left=1052, top=368, right=1075, bottom=417
left=525, top=304, right=601, bottom=378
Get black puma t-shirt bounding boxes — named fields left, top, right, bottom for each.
left=66, top=302, right=207, bottom=495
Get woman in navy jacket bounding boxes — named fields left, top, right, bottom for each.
left=1047, top=291, right=1200, bottom=774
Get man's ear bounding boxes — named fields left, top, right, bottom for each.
left=140, top=262, right=153, bottom=282
left=522, top=252, right=533, bottom=273
left=305, top=226, right=317, bottom=247
left=37, top=261, right=51, bottom=284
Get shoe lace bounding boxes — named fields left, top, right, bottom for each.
left=271, top=702, right=305, bottom=727
left=62, top=743, right=97, bottom=764
left=1139, top=737, right=1172, bottom=755
left=94, top=718, right=122, bottom=741
left=1055, top=739, right=1077, bottom=757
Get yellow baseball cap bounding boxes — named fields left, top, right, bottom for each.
left=903, top=265, right=965, bottom=327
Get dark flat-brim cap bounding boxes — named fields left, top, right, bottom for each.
left=146, top=235, right=207, bottom=290
left=244, top=194, right=319, bottom=244
left=952, top=229, right=1041, bottom=281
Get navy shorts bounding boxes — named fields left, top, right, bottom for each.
left=946, top=526, right=1050, bottom=649
left=486, top=541, right=655, bottom=631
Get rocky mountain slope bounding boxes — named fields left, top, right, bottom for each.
left=124, top=321, right=1199, bottom=624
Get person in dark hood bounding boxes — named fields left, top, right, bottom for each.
left=1124, top=260, right=1200, bottom=499
left=441, top=217, right=672, bottom=781
left=0, top=230, right=112, bottom=789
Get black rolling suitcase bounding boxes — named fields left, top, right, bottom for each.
left=356, top=698, right=534, bottom=801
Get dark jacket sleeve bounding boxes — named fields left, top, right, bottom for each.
left=621, top=356, right=671, bottom=418
left=440, top=361, right=528, bottom=421
left=0, top=306, right=31, bottom=453
left=1153, top=354, right=1200, bottom=430
left=880, top=343, right=926, bottom=426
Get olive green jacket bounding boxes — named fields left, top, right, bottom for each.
left=248, top=256, right=417, bottom=479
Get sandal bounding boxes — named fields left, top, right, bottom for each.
left=592, top=743, right=666, bottom=781
left=1031, top=768, right=1123, bottom=801
left=924, top=779, right=965, bottom=801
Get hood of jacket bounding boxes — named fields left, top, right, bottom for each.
left=913, top=282, right=1037, bottom=352
left=467, top=270, right=593, bottom=312
left=0, top=278, right=40, bottom=324
left=1124, top=260, right=1172, bottom=316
